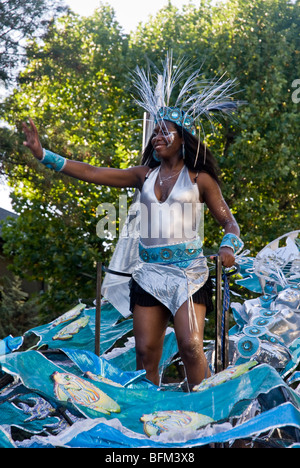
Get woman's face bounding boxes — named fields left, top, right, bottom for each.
left=151, top=121, right=183, bottom=160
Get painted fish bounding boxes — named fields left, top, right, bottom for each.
left=50, top=303, right=86, bottom=329
left=85, top=371, right=124, bottom=388
left=52, top=371, right=121, bottom=415
left=140, top=410, right=214, bottom=437
left=52, top=316, right=90, bottom=341
left=193, top=361, right=258, bottom=392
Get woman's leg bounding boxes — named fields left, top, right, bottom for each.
left=133, top=304, right=170, bottom=385
left=173, top=301, right=210, bottom=388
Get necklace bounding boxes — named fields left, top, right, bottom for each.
left=158, top=167, right=183, bottom=186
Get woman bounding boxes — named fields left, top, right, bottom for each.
left=22, top=54, right=243, bottom=388
left=22, top=116, right=242, bottom=388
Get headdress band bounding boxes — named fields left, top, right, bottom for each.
left=156, top=106, right=196, bottom=135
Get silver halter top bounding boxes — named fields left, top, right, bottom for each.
left=139, top=165, right=204, bottom=247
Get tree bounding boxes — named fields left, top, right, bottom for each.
left=0, top=275, right=40, bottom=337
left=1, top=5, right=137, bottom=314
left=206, top=0, right=300, bottom=250
left=0, top=0, right=67, bottom=89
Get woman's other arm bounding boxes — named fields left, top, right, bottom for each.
left=197, top=172, right=241, bottom=267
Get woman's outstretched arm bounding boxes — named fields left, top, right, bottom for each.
left=22, top=118, right=148, bottom=189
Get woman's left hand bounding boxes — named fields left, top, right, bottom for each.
left=218, top=247, right=235, bottom=268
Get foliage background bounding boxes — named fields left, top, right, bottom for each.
left=0, top=0, right=299, bottom=334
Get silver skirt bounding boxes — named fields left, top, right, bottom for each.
left=132, top=255, right=209, bottom=317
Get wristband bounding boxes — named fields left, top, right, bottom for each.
left=220, top=233, right=244, bottom=255
left=41, top=149, right=67, bottom=172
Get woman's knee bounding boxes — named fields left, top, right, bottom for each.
left=135, top=341, right=152, bottom=361
left=135, top=340, right=161, bottom=369
left=133, top=304, right=169, bottom=369
left=177, top=335, right=204, bottom=363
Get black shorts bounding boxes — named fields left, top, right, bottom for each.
left=129, top=276, right=214, bottom=314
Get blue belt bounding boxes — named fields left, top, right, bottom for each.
left=139, top=238, right=203, bottom=268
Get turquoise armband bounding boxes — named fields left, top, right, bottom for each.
left=220, top=233, right=244, bottom=255
left=41, top=149, right=66, bottom=172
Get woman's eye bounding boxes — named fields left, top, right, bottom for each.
left=152, top=132, right=171, bottom=139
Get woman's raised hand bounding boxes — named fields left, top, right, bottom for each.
left=22, top=118, right=43, bottom=160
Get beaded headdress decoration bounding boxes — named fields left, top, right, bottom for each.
left=131, top=52, right=241, bottom=165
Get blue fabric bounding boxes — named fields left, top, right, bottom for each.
left=0, top=335, right=23, bottom=355
left=1, top=349, right=299, bottom=438
left=0, top=427, right=16, bottom=448
left=24, top=303, right=133, bottom=355
left=1, top=337, right=300, bottom=447
left=24, top=402, right=300, bottom=448
left=61, top=348, right=149, bottom=388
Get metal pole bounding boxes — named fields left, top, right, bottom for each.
left=214, top=255, right=223, bottom=373
left=222, top=284, right=229, bottom=371
left=95, top=261, right=102, bottom=357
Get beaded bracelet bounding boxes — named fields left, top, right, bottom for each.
left=220, top=233, right=244, bottom=255
left=40, top=149, right=67, bottom=172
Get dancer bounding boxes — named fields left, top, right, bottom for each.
left=22, top=55, right=243, bottom=387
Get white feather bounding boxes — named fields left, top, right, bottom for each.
left=131, top=52, right=241, bottom=132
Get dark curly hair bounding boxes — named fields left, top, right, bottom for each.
left=140, top=121, right=220, bottom=185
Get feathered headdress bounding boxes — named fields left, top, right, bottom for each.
left=131, top=51, right=241, bottom=143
